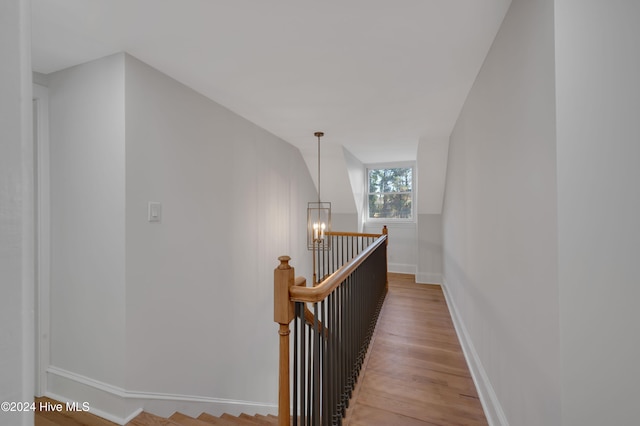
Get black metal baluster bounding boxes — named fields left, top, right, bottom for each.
left=294, top=303, right=300, bottom=426
left=330, top=236, right=334, bottom=276
left=321, top=299, right=327, bottom=426
left=321, top=241, right=325, bottom=281
left=335, top=287, right=340, bottom=423
left=308, top=310, right=314, bottom=426
left=312, top=303, right=320, bottom=426
left=347, top=273, right=352, bottom=406
left=327, top=292, right=333, bottom=425
left=339, top=279, right=346, bottom=418
left=301, top=302, right=307, bottom=426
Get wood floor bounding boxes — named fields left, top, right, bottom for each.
left=35, top=273, right=486, bottom=426
left=343, top=273, right=488, bottom=426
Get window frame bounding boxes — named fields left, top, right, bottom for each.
left=365, top=161, right=416, bottom=223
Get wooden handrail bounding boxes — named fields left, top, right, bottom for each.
left=289, top=234, right=387, bottom=303
left=325, top=225, right=387, bottom=239
left=325, top=231, right=382, bottom=238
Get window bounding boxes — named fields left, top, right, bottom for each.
left=367, top=165, right=414, bottom=220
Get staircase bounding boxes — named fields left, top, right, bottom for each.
left=128, top=410, right=279, bottom=425
left=37, top=272, right=488, bottom=426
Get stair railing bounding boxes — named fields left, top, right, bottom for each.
left=313, top=226, right=387, bottom=285
left=274, top=228, right=388, bottom=426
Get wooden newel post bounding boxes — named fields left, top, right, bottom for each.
left=274, top=256, right=295, bottom=426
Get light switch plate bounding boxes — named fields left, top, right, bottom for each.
left=148, top=202, right=162, bottom=223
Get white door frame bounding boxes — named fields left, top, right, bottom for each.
left=33, top=83, right=50, bottom=397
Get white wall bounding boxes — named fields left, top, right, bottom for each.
left=442, top=0, right=560, bottom=425
left=360, top=137, right=449, bottom=280
left=45, top=53, right=318, bottom=421
left=364, top=222, right=416, bottom=274
left=124, top=54, right=316, bottom=407
left=417, top=137, right=449, bottom=215
left=47, top=53, right=127, bottom=403
left=555, top=1, right=640, bottom=425
left=331, top=214, right=358, bottom=233
left=417, top=214, right=442, bottom=284
left=415, top=138, right=448, bottom=283
left=343, top=147, right=365, bottom=232
left=0, top=1, right=34, bottom=425
left=302, top=142, right=356, bottom=215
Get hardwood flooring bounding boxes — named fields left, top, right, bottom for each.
left=344, top=273, right=488, bottom=426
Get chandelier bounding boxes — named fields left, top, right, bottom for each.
left=307, top=132, right=331, bottom=252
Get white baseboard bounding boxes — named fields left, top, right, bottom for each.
left=440, top=278, right=508, bottom=426
left=388, top=263, right=417, bottom=275
left=415, top=272, right=442, bottom=285
left=46, top=366, right=278, bottom=425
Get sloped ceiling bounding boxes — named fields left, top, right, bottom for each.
left=31, top=0, right=511, bottom=165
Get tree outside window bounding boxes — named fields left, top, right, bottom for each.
left=367, top=166, right=413, bottom=219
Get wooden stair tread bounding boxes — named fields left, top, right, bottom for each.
left=197, top=412, right=242, bottom=425
left=221, top=413, right=261, bottom=425
left=34, top=415, right=58, bottom=426
left=127, top=411, right=182, bottom=425
left=239, top=413, right=272, bottom=424
left=169, top=412, right=213, bottom=426
left=34, top=397, right=274, bottom=426
left=253, top=414, right=277, bottom=424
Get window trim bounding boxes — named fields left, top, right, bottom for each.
left=365, top=161, right=416, bottom=223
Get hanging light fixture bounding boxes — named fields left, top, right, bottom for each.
left=307, top=131, right=331, bottom=251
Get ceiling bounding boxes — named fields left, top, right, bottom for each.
left=31, top=0, right=511, bottom=164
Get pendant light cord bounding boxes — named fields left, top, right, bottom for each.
left=318, top=133, right=321, bottom=203
left=315, top=131, right=324, bottom=204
